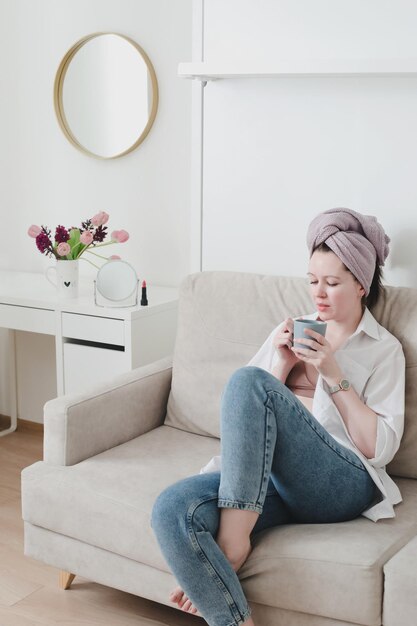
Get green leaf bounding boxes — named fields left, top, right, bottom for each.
left=68, top=228, right=80, bottom=246
left=68, top=229, right=81, bottom=260
left=75, top=244, right=86, bottom=260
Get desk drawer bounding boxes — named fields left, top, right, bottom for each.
left=64, top=343, right=128, bottom=394
left=62, top=312, right=124, bottom=346
left=0, top=304, right=55, bottom=335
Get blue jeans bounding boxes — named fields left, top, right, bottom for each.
left=151, top=366, right=376, bottom=626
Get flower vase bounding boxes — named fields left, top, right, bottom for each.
left=45, top=260, right=79, bottom=299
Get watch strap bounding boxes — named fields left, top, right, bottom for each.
left=329, top=383, right=341, bottom=394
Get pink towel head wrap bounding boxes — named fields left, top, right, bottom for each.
left=306, top=208, right=390, bottom=295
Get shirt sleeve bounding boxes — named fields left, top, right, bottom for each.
left=364, top=343, right=405, bottom=469
left=199, top=455, right=221, bottom=474
left=245, top=323, right=284, bottom=371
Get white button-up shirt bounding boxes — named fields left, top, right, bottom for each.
left=200, top=308, right=405, bottom=522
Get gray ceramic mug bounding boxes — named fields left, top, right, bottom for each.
left=293, top=319, right=327, bottom=350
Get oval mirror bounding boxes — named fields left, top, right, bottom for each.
left=54, top=33, right=158, bottom=159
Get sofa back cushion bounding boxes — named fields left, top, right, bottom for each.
left=164, top=271, right=417, bottom=479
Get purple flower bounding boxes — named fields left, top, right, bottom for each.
left=93, top=225, right=107, bottom=242
left=36, top=227, right=55, bottom=257
left=81, top=219, right=93, bottom=234
left=55, top=225, right=70, bottom=243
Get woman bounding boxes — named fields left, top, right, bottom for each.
left=151, top=208, right=405, bottom=626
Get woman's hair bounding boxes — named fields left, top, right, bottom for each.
left=312, top=242, right=384, bottom=309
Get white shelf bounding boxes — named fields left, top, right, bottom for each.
left=178, top=59, right=417, bottom=81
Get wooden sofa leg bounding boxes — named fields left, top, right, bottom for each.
left=59, top=571, right=76, bottom=589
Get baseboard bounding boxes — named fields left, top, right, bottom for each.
left=18, top=418, right=44, bottom=433
left=0, top=414, right=43, bottom=433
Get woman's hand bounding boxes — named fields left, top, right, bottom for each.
left=290, top=328, right=343, bottom=383
left=273, top=318, right=299, bottom=370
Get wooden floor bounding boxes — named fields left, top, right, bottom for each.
left=0, top=417, right=203, bottom=626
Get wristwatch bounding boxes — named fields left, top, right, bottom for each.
left=329, top=379, right=351, bottom=394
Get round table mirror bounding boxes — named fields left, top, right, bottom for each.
left=96, top=260, right=138, bottom=301
left=54, top=33, right=158, bottom=159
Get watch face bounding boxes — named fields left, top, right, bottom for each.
left=340, top=379, right=350, bottom=390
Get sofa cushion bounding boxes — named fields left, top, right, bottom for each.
left=242, top=480, right=417, bottom=626
left=22, top=425, right=219, bottom=571
left=372, top=287, right=417, bottom=478
left=383, top=535, right=417, bottom=626
left=165, top=272, right=312, bottom=438
left=165, top=271, right=417, bottom=478
left=21, top=425, right=417, bottom=626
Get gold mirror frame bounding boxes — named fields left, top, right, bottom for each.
left=54, top=32, right=159, bottom=159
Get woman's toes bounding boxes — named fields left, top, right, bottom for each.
left=182, top=599, right=193, bottom=612
left=169, top=585, right=201, bottom=616
left=169, top=586, right=183, bottom=603
left=178, top=594, right=189, bottom=609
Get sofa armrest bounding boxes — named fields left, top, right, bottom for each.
left=43, top=356, right=173, bottom=466
left=383, top=534, right=417, bottom=626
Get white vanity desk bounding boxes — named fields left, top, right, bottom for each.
left=0, top=270, right=178, bottom=436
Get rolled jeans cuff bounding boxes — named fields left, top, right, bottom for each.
left=218, top=498, right=263, bottom=514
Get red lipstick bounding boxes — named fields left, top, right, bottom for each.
left=141, top=280, right=148, bottom=306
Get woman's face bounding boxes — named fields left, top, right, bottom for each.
left=307, top=250, right=365, bottom=323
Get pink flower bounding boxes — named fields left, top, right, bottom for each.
left=91, top=211, right=109, bottom=227
left=109, top=255, right=121, bottom=260
left=57, top=242, right=71, bottom=256
left=111, top=229, right=129, bottom=243
left=80, top=231, right=93, bottom=245
left=28, top=225, right=42, bottom=238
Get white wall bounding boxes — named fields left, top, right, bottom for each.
left=200, top=0, right=417, bottom=288
left=3, top=0, right=417, bottom=423
left=0, top=0, right=192, bottom=421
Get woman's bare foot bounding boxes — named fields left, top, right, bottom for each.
left=169, top=585, right=201, bottom=615
left=169, top=541, right=252, bottom=615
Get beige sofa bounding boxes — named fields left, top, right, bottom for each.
left=21, top=271, right=417, bottom=626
